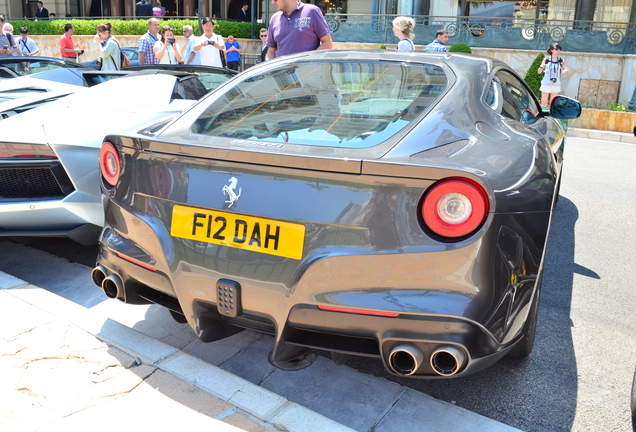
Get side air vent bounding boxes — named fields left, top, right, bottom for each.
left=410, top=139, right=471, bottom=159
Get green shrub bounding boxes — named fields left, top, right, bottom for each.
left=13, top=19, right=264, bottom=37
left=378, top=44, right=387, bottom=49
left=608, top=103, right=626, bottom=111
left=524, top=53, right=545, bottom=97
left=448, top=42, right=472, bottom=54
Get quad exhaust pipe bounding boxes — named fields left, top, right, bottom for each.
left=430, top=346, right=466, bottom=377
left=388, top=344, right=424, bottom=376
left=388, top=344, right=467, bottom=377
left=91, top=266, right=106, bottom=288
left=91, top=266, right=123, bottom=300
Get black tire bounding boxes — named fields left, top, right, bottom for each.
left=508, top=274, right=542, bottom=358
left=631, top=366, right=636, bottom=421
left=554, top=173, right=562, bottom=206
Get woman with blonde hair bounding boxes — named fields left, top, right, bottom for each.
left=94, top=22, right=121, bottom=70
left=154, top=25, right=182, bottom=65
left=392, top=16, right=416, bottom=51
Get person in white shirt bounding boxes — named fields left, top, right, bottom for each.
left=16, top=27, right=39, bottom=56
left=193, top=17, right=224, bottom=67
left=154, top=25, right=182, bottom=64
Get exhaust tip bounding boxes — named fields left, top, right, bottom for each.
left=388, top=344, right=424, bottom=376
left=102, top=274, right=123, bottom=299
left=430, top=346, right=466, bottom=377
left=91, top=266, right=106, bottom=288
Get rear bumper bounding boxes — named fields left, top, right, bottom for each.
left=0, top=190, right=103, bottom=243
left=96, top=227, right=524, bottom=378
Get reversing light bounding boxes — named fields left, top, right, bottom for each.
left=421, top=178, right=489, bottom=238
left=100, top=141, right=120, bottom=187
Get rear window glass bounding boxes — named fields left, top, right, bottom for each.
left=0, top=59, right=83, bottom=77
left=174, top=76, right=209, bottom=100
left=190, top=60, right=448, bottom=148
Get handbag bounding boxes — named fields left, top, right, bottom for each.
left=113, top=39, right=130, bottom=68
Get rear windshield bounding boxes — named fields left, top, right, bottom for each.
left=0, top=59, right=83, bottom=77
left=190, top=60, right=448, bottom=148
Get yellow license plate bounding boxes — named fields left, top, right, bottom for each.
left=170, top=205, right=306, bottom=260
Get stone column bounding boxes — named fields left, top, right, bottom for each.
left=111, top=0, right=121, bottom=17
left=125, top=0, right=134, bottom=17
left=574, top=0, right=596, bottom=22
left=183, top=0, right=195, bottom=16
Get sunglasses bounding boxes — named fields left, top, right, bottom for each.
left=260, top=35, right=267, bottom=38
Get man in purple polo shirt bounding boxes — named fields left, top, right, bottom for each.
left=265, top=0, right=332, bottom=59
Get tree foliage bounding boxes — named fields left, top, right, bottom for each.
left=12, top=19, right=264, bottom=38
left=524, top=53, right=545, bottom=97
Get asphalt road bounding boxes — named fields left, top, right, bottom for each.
left=2, top=136, right=635, bottom=432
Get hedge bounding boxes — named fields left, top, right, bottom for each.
left=448, top=42, right=472, bottom=54
left=13, top=19, right=265, bottom=38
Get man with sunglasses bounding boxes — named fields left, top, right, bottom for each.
left=265, top=0, right=332, bottom=60
left=182, top=25, right=200, bottom=65
left=259, top=28, right=268, bottom=62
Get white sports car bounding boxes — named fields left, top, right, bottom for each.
left=0, top=68, right=236, bottom=244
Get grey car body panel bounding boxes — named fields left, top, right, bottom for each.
left=95, top=50, right=576, bottom=377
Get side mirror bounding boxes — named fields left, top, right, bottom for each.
left=549, top=95, right=582, bottom=119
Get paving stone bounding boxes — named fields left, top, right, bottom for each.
left=373, top=388, right=523, bottom=432
left=0, top=291, right=54, bottom=338
left=261, top=355, right=405, bottom=431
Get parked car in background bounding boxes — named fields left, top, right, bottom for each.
left=0, top=56, right=91, bottom=80
left=0, top=67, right=236, bottom=245
left=82, top=47, right=140, bottom=69
left=123, top=64, right=238, bottom=90
left=92, top=50, right=582, bottom=378
left=0, top=68, right=130, bottom=100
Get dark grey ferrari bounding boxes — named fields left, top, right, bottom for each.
left=93, top=50, right=581, bottom=378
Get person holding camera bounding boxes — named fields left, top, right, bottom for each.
left=224, top=35, right=241, bottom=71
left=194, top=18, right=225, bottom=68
left=538, top=43, right=568, bottom=108
left=154, top=25, right=182, bottom=65
left=94, top=22, right=121, bottom=70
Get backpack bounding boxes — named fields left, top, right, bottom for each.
left=7, top=32, right=14, bottom=47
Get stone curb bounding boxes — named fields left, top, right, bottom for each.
left=568, top=127, right=636, bottom=144
left=0, top=272, right=355, bottom=432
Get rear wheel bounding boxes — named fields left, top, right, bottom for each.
left=554, top=173, right=562, bottom=206
left=508, top=274, right=542, bottom=358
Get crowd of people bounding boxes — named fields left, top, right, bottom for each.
left=0, top=1, right=568, bottom=103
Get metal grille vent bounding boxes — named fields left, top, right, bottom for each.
left=0, top=167, right=65, bottom=198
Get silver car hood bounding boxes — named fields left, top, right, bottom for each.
left=1, top=74, right=193, bottom=147
left=0, top=75, right=82, bottom=94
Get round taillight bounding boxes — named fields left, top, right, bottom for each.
left=100, top=142, right=120, bottom=187
left=421, top=178, right=489, bottom=238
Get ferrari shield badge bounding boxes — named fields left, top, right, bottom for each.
left=222, top=177, right=242, bottom=208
